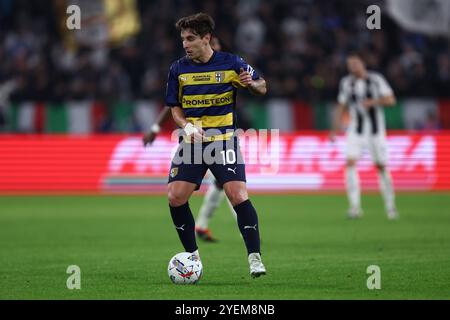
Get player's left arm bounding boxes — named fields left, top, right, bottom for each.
left=363, top=95, right=396, bottom=108
left=239, top=68, right=267, bottom=96
left=363, top=74, right=396, bottom=108
left=235, top=56, right=267, bottom=96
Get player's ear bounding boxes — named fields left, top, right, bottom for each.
left=204, top=33, right=211, bottom=44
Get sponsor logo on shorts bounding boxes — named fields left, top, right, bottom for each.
left=170, top=167, right=179, bottom=178
left=227, top=167, right=237, bottom=174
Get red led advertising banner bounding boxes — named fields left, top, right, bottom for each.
left=0, top=132, right=449, bottom=194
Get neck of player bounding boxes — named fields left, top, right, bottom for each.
left=356, top=69, right=368, bottom=79
left=193, top=46, right=214, bottom=64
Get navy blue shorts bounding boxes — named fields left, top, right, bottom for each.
left=168, top=138, right=246, bottom=190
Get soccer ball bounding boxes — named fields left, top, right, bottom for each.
left=167, top=252, right=203, bottom=284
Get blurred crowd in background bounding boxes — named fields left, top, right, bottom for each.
left=0, top=0, right=449, bottom=132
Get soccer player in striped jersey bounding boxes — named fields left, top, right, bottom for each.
left=331, top=53, right=398, bottom=220
left=143, top=36, right=236, bottom=243
left=164, top=13, right=267, bottom=277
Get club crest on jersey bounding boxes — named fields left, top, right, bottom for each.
left=170, top=167, right=179, bottom=178
left=215, top=71, right=225, bottom=83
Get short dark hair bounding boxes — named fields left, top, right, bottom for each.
left=175, top=13, right=215, bottom=38
left=347, top=49, right=367, bottom=62
left=347, top=51, right=363, bottom=59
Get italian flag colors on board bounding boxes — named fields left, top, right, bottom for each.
left=5, top=98, right=450, bottom=133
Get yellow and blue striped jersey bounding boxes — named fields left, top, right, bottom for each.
left=165, top=51, right=261, bottom=141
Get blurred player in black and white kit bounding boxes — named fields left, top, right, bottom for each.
left=331, top=53, right=398, bottom=220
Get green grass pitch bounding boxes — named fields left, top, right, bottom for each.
left=0, top=193, right=449, bottom=299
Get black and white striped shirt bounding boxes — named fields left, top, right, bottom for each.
left=337, top=72, right=394, bottom=136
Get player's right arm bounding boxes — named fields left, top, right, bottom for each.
left=162, top=61, right=205, bottom=143
left=171, top=106, right=205, bottom=143
left=330, top=78, right=349, bottom=142
left=330, top=103, right=347, bottom=142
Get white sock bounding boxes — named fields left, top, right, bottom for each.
left=195, top=183, right=225, bottom=230
left=378, top=168, right=396, bottom=212
left=346, top=165, right=361, bottom=210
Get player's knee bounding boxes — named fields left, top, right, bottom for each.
left=168, top=193, right=187, bottom=207
left=226, top=189, right=248, bottom=207
left=168, top=189, right=188, bottom=207
left=168, top=194, right=185, bottom=207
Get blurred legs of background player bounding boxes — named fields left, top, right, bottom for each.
left=195, top=177, right=237, bottom=242
left=345, top=134, right=397, bottom=220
